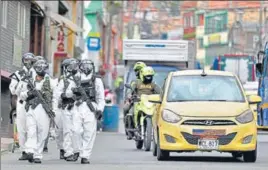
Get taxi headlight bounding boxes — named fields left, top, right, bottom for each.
left=162, top=109, right=181, bottom=123
left=235, top=109, right=254, bottom=124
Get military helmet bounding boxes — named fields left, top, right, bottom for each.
left=35, top=56, right=45, bottom=61
left=140, top=66, right=155, bottom=83
left=79, top=59, right=94, bottom=75
left=22, top=52, right=36, bottom=70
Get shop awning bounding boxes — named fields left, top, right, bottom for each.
left=1, top=69, right=11, bottom=80
left=50, top=12, right=84, bottom=34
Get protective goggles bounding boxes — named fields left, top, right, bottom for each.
left=66, top=62, right=79, bottom=72
left=34, top=62, right=48, bottom=72
left=80, top=63, right=93, bottom=71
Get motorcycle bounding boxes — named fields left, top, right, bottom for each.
left=124, top=84, right=157, bottom=151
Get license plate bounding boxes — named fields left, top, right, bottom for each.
left=198, top=139, right=219, bottom=150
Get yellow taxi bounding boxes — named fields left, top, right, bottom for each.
left=243, top=82, right=259, bottom=127
left=149, top=70, right=261, bottom=162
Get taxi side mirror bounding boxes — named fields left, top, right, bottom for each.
left=248, top=95, right=262, bottom=105
left=148, top=94, right=162, bottom=104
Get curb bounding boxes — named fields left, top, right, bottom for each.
left=1, top=143, right=15, bottom=155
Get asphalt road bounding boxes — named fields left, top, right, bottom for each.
left=1, top=131, right=268, bottom=170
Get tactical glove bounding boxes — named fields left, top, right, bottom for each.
left=27, top=90, right=36, bottom=100
left=95, top=110, right=102, bottom=120
left=61, top=93, right=67, bottom=99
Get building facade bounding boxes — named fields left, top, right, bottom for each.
left=0, top=0, right=84, bottom=135
left=1, top=1, right=31, bottom=133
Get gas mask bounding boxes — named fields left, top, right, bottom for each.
left=143, top=75, right=153, bottom=84
left=80, top=63, right=93, bottom=75
left=66, top=61, right=79, bottom=75
left=34, top=60, right=48, bottom=77
left=22, top=53, right=35, bottom=70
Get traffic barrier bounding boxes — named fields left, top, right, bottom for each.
left=102, top=105, right=119, bottom=132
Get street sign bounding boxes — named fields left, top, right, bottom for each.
left=87, top=37, right=101, bottom=51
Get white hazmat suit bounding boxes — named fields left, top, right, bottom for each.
left=9, top=66, right=36, bottom=156
left=19, top=74, right=57, bottom=161
left=72, top=73, right=105, bottom=161
left=52, top=78, right=64, bottom=158
left=55, top=73, right=80, bottom=159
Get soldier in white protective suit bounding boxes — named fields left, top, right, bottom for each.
left=55, top=58, right=81, bottom=161
left=72, top=59, right=105, bottom=164
left=19, top=59, right=58, bottom=164
left=51, top=59, right=72, bottom=160
left=9, top=53, right=36, bottom=160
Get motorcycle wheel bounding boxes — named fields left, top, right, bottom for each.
left=135, top=140, right=143, bottom=149
left=144, top=117, right=152, bottom=151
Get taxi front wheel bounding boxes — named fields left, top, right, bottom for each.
left=156, top=132, right=170, bottom=161
left=243, top=146, right=257, bottom=163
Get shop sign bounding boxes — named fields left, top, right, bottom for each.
left=57, top=27, right=65, bottom=52
left=208, top=34, right=221, bottom=44
left=87, top=37, right=101, bottom=51
left=203, top=32, right=228, bottom=47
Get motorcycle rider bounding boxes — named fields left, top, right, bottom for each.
left=132, top=66, right=161, bottom=97
left=19, top=59, right=58, bottom=163
left=72, top=59, right=105, bottom=164
left=55, top=58, right=81, bottom=161
left=9, top=52, right=36, bottom=160
left=130, top=66, right=161, bottom=134
left=123, top=61, right=147, bottom=139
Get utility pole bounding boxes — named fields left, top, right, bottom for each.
left=259, top=0, right=264, bottom=51
left=106, top=10, right=113, bottom=88
left=44, top=1, right=52, bottom=74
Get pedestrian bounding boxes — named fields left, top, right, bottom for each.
left=9, top=53, right=36, bottom=161
left=72, top=59, right=105, bottom=164
left=55, top=58, right=80, bottom=161
left=19, top=59, right=58, bottom=163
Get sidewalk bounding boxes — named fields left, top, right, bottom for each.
left=1, top=138, right=13, bottom=153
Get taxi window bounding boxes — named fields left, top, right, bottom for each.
left=167, top=75, right=245, bottom=102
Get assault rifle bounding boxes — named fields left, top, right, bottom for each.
left=21, top=71, right=58, bottom=129
left=72, top=75, right=96, bottom=113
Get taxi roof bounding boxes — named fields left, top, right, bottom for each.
left=171, top=70, right=235, bottom=77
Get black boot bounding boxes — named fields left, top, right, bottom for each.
left=60, top=149, right=65, bottom=159
left=43, top=147, right=48, bottom=153
left=81, top=158, right=90, bottom=164
left=65, top=155, right=76, bottom=162
left=73, top=152, right=80, bottom=161
left=34, top=158, right=42, bottom=164
left=27, top=153, right=34, bottom=163
left=18, top=151, right=28, bottom=160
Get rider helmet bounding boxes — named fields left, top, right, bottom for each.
left=140, top=66, right=155, bottom=84
left=133, top=61, right=146, bottom=79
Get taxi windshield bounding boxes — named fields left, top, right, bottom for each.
left=167, top=75, right=245, bottom=102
